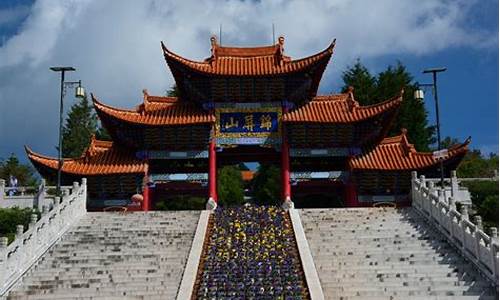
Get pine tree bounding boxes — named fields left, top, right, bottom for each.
left=375, top=62, right=435, bottom=151
left=341, top=60, right=377, bottom=105
left=341, top=60, right=435, bottom=151
left=166, top=84, right=179, bottom=97
left=0, top=154, right=37, bottom=186
left=61, top=95, right=99, bottom=158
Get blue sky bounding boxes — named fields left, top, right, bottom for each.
left=0, top=0, right=498, bottom=164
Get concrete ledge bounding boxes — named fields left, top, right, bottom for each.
left=176, top=210, right=210, bottom=299
left=289, top=208, right=325, bottom=300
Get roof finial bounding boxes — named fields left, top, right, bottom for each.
left=210, top=35, right=218, bottom=60
left=401, top=128, right=408, bottom=135
left=272, top=23, right=275, bottom=45
left=219, top=24, right=222, bottom=46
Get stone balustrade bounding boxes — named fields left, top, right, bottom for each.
left=0, top=179, right=73, bottom=210
left=411, top=171, right=499, bottom=286
left=0, top=179, right=87, bottom=295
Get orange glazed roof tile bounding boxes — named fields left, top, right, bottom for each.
left=282, top=90, right=403, bottom=123
left=26, top=136, right=146, bottom=176
left=161, top=36, right=335, bottom=76
left=349, top=129, right=470, bottom=170
left=92, top=93, right=215, bottom=126
left=241, top=170, right=255, bottom=181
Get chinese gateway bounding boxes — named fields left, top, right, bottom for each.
left=26, top=36, right=468, bottom=210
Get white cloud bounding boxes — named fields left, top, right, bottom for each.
left=0, top=0, right=496, bottom=159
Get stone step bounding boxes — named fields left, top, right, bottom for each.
left=299, top=207, right=496, bottom=299
left=328, top=296, right=497, bottom=300
left=6, top=211, right=200, bottom=298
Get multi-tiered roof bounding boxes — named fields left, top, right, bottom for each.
left=26, top=36, right=468, bottom=204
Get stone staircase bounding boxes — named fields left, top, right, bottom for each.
left=299, top=207, right=497, bottom=300
left=5, top=211, right=200, bottom=300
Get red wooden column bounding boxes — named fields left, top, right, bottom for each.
left=281, top=135, right=291, bottom=201
left=281, top=106, right=292, bottom=208
left=143, top=164, right=151, bottom=211
left=344, top=173, right=358, bottom=207
left=208, top=139, right=218, bottom=206
left=143, top=184, right=150, bottom=211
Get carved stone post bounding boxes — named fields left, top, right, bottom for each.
left=419, top=175, right=426, bottom=186
left=437, top=188, right=444, bottom=203
left=491, top=227, right=498, bottom=243
left=36, top=179, right=46, bottom=211
left=0, top=179, right=5, bottom=202
left=460, top=205, right=469, bottom=221
left=0, top=236, right=8, bottom=283
left=72, top=181, right=79, bottom=194
left=411, top=171, right=418, bottom=205
left=450, top=170, right=458, bottom=198
left=29, top=214, right=38, bottom=230
left=448, top=196, right=456, bottom=211
left=489, top=227, right=499, bottom=279
left=54, top=196, right=60, bottom=208
left=474, top=216, right=483, bottom=231
left=42, top=205, right=49, bottom=216
left=15, top=225, right=24, bottom=240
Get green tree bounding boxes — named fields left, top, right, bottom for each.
left=341, top=60, right=377, bottom=105
left=0, top=154, right=37, bottom=186
left=479, top=195, right=499, bottom=229
left=0, top=207, right=39, bottom=243
left=251, top=164, right=281, bottom=205
left=441, top=136, right=461, bottom=149
left=341, top=61, right=435, bottom=151
left=61, top=95, right=99, bottom=157
left=166, top=84, right=179, bottom=97
left=217, top=165, right=245, bottom=207
left=95, top=124, right=111, bottom=141
left=458, top=149, right=498, bottom=178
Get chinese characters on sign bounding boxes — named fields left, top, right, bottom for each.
left=219, top=112, right=279, bottom=133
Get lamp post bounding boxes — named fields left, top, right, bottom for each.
left=414, top=67, right=447, bottom=188
left=50, top=67, right=85, bottom=196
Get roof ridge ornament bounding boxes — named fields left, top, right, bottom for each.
left=346, top=86, right=358, bottom=112
left=399, top=128, right=416, bottom=156
left=142, top=89, right=150, bottom=114
left=276, top=36, right=285, bottom=66
left=210, top=35, right=218, bottom=62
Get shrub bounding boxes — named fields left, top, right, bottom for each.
left=0, top=207, right=39, bottom=244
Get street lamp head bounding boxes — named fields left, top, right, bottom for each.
left=423, top=67, right=446, bottom=74
left=75, top=86, right=85, bottom=98
left=74, top=80, right=85, bottom=98
left=414, top=89, right=424, bottom=101
left=50, top=67, right=76, bottom=72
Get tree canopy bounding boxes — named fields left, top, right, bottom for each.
left=341, top=60, right=435, bottom=151
left=217, top=165, right=245, bottom=207
left=61, top=95, right=98, bottom=158
left=61, top=95, right=110, bottom=158
left=251, top=164, right=281, bottom=206
left=0, top=154, right=37, bottom=186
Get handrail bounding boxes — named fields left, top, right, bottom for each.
left=0, top=179, right=87, bottom=295
left=411, top=171, right=498, bottom=286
